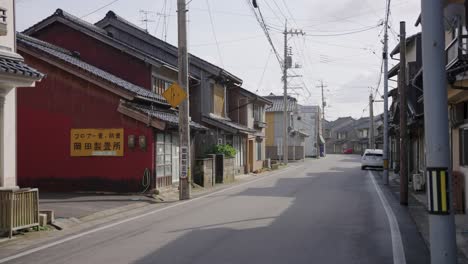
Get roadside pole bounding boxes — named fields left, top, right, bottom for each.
left=177, top=0, right=190, bottom=200
left=283, top=20, right=288, bottom=164
left=369, top=94, right=374, bottom=148
left=399, top=21, right=408, bottom=205
left=282, top=22, right=304, bottom=164
left=421, top=0, right=457, bottom=263
left=382, top=0, right=390, bottom=185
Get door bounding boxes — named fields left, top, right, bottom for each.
left=172, top=133, right=180, bottom=183
left=248, top=140, right=254, bottom=172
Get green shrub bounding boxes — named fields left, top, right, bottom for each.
left=210, top=144, right=237, bottom=158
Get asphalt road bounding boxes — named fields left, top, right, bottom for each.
left=1, top=155, right=429, bottom=264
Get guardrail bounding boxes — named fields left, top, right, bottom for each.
left=0, top=188, right=39, bottom=238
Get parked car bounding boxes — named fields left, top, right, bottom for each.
left=361, top=149, right=383, bottom=170
left=343, top=148, right=353, bottom=154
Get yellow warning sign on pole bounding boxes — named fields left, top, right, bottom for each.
left=162, top=83, right=187, bottom=108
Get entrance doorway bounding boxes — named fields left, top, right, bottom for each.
left=248, top=140, right=254, bottom=173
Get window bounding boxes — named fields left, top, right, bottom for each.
left=212, top=83, right=225, bottom=116
left=253, top=105, right=264, bottom=122
left=461, top=128, right=468, bottom=166
left=0, top=7, right=6, bottom=36
left=152, top=76, right=172, bottom=95
left=156, top=133, right=172, bottom=177
left=257, top=142, right=262, bottom=160
left=0, top=8, right=6, bottom=23
left=338, top=132, right=347, bottom=139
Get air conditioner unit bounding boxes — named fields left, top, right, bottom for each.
left=413, top=173, right=424, bottom=191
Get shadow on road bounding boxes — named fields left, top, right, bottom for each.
left=132, top=165, right=395, bottom=264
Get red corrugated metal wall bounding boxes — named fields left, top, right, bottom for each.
left=17, top=53, right=154, bottom=192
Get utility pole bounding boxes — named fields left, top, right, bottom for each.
left=399, top=21, right=408, bottom=206
left=382, top=0, right=390, bottom=185
left=177, top=0, right=190, bottom=200
left=369, top=94, right=374, bottom=148
left=317, top=80, right=327, bottom=120
left=282, top=20, right=288, bottom=164
left=421, top=0, right=457, bottom=263
left=282, top=20, right=304, bottom=164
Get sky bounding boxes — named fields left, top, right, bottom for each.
left=15, top=0, right=421, bottom=121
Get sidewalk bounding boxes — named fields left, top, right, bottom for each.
left=388, top=172, right=468, bottom=264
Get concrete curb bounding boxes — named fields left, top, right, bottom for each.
left=387, top=174, right=468, bottom=264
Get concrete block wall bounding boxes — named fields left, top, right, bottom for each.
left=194, top=158, right=214, bottom=188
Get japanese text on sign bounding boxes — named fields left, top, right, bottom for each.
left=180, top=146, right=188, bottom=178
left=70, top=128, right=124, bottom=157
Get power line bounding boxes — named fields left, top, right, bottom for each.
left=304, top=24, right=382, bottom=37
left=205, top=0, right=224, bottom=67
left=245, top=0, right=282, bottom=68
left=80, top=0, right=121, bottom=19
left=257, top=50, right=273, bottom=92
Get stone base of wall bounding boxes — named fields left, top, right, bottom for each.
left=224, top=158, right=235, bottom=183
left=194, top=158, right=214, bottom=188
left=266, top=146, right=304, bottom=160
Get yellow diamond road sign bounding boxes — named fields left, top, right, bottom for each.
left=162, top=83, right=187, bottom=108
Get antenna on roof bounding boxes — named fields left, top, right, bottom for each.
left=139, top=10, right=155, bottom=32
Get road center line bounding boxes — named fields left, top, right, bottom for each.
left=0, top=163, right=304, bottom=263
left=368, top=171, right=406, bottom=264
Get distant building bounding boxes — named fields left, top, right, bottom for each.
left=264, top=94, right=308, bottom=161
left=296, top=105, right=323, bottom=157
left=325, top=116, right=382, bottom=154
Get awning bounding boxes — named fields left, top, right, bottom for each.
left=202, top=113, right=257, bottom=134
left=319, top=135, right=325, bottom=144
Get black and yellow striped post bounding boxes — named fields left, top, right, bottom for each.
left=426, top=167, right=450, bottom=215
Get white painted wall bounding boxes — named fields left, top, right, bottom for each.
left=2, top=87, right=16, bottom=187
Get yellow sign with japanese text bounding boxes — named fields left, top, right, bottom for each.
left=70, top=128, right=124, bottom=157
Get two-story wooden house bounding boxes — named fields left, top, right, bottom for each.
left=228, top=86, right=272, bottom=172
left=17, top=9, right=208, bottom=192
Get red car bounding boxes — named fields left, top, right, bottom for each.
left=343, top=148, right=353, bottom=154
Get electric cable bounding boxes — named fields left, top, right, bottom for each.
left=80, top=0, right=121, bottom=19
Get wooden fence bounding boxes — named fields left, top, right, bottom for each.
left=0, top=188, right=39, bottom=238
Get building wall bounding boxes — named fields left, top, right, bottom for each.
left=29, top=22, right=152, bottom=90
left=17, top=53, right=154, bottom=192
left=0, top=0, right=19, bottom=187
left=1, top=86, right=16, bottom=187
left=266, top=112, right=275, bottom=146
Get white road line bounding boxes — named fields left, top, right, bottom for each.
left=0, top=164, right=304, bottom=263
left=368, top=171, right=406, bottom=264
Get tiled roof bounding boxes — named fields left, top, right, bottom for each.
left=96, top=11, right=242, bottom=84
left=124, top=102, right=206, bottom=130
left=23, top=9, right=165, bottom=69
left=17, top=33, right=168, bottom=105
left=205, top=113, right=256, bottom=133
left=264, top=95, right=297, bottom=112
left=0, top=57, right=44, bottom=79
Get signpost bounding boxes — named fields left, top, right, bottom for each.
left=162, top=83, right=187, bottom=109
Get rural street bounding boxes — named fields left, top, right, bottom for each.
left=1, top=155, right=429, bottom=264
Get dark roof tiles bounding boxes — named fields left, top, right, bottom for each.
left=0, top=57, right=43, bottom=79
left=124, top=102, right=206, bottom=130
left=17, top=33, right=167, bottom=104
